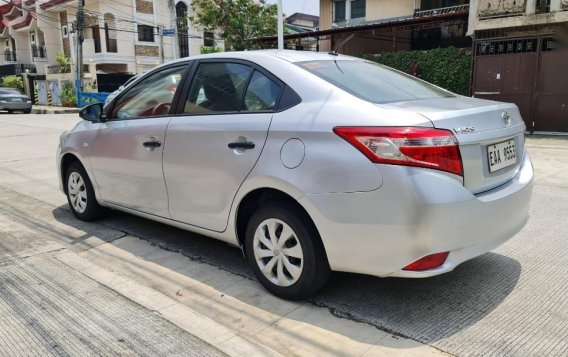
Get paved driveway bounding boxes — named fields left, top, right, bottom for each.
left=1, top=113, right=567, bottom=356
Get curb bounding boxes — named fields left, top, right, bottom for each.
left=55, top=250, right=284, bottom=357
left=31, top=108, right=81, bottom=114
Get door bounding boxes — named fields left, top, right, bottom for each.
left=164, top=61, right=283, bottom=231
left=473, top=38, right=539, bottom=130
left=89, top=64, right=188, bottom=217
left=534, top=38, right=568, bottom=132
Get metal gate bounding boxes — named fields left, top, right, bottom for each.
left=472, top=36, right=568, bottom=132
left=534, top=39, right=568, bottom=132
left=48, top=81, right=61, bottom=106
left=34, top=80, right=48, bottom=105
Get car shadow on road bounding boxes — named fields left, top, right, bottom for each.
left=52, top=205, right=521, bottom=349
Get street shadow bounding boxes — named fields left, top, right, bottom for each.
left=52, top=204, right=521, bottom=349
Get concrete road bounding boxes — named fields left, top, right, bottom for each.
left=1, top=113, right=568, bottom=356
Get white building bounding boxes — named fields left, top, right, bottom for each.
left=0, top=0, right=221, bottom=78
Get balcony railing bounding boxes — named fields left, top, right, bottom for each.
left=47, top=64, right=90, bottom=75
left=414, top=4, right=470, bottom=18
left=4, top=51, right=17, bottom=62
left=32, top=44, right=47, bottom=58
left=47, top=64, right=71, bottom=74
left=106, top=38, right=117, bottom=53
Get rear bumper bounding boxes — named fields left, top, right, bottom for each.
left=0, top=102, right=32, bottom=110
left=299, top=153, right=533, bottom=277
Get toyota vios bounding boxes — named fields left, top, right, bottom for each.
left=57, top=51, right=533, bottom=299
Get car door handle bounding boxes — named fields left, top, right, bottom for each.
left=143, top=141, right=162, bottom=148
left=228, top=141, right=255, bottom=150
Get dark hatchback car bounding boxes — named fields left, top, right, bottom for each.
left=0, top=88, right=32, bottom=113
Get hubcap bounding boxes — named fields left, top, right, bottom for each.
left=67, top=172, right=87, bottom=214
left=253, top=218, right=304, bottom=287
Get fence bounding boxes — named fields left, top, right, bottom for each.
left=77, top=91, right=111, bottom=108
left=46, top=64, right=90, bottom=74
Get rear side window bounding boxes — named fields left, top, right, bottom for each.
left=0, top=88, right=22, bottom=95
left=185, top=62, right=252, bottom=113
left=243, top=71, right=281, bottom=111
left=297, top=60, right=454, bottom=104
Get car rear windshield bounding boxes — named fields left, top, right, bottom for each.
left=0, top=88, right=23, bottom=95
left=297, top=60, right=454, bottom=104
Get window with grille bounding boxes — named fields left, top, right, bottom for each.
left=536, top=0, right=551, bottom=13
left=351, top=0, right=365, bottom=19
left=334, top=0, right=346, bottom=22
left=203, top=31, right=214, bottom=47
left=138, top=25, right=155, bottom=42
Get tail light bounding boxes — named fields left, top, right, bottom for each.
left=403, top=252, right=449, bottom=271
left=333, top=127, right=463, bottom=176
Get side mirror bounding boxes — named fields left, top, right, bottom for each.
left=79, top=103, right=104, bottom=122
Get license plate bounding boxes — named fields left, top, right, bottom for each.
left=487, top=139, right=517, bottom=173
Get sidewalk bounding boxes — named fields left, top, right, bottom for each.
left=0, top=184, right=443, bottom=357
left=0, top=249, right=226, bottom=357
left=32, top=105, right=80, bottom=114
left=0, top=192, right=275, bottom=356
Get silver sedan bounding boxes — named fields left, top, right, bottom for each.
left=57, top=51, right=533, bottom=299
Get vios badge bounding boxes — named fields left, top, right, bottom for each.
left=453, top=126, right=476, bottom=134
left=502, top=111, right=511, bottom=126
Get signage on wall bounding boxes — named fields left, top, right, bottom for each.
left=478, top=0, right=526, bottom=18
left=162, top=28, right=175, bottom=36
left=476, top=38, right=538, bottom=56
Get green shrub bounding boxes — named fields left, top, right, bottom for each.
left=360, top=47, right=472, bottom=96
left=1, top=75, right=23, bottom=90
left=200, top=45, right=223, bottom=54
left=56, top=51, right=72, bottom=66
left=60, top=82, right=76, bottom=107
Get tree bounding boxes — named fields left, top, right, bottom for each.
left=190, top=0, right=277, bottom=51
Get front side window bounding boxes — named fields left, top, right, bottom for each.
left=112, top=65, right=186, bottom=119
left=298, top=60, right=454, bottom=104
left=138, top=25, right=155, bottom=42
left=184, top=62, right=252, bottom=113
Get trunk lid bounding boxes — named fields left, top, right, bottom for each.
left=379, top=97, right=526, bottom=194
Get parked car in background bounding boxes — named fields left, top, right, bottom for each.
left=0, top=88, right=32, bottom=113
left=57, top=50, right=533, bottom=300
left=104, top=75, right=140, bottom=106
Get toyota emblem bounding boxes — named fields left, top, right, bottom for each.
left=502, top=112, right=511, bottom=126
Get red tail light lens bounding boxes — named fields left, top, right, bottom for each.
left=333, top=127, right=463, bottom=176
left=403, top=252, right=449, bottom=271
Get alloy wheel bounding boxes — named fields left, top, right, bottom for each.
left=253, top=218, right=304, bottom=287
left=67, top=171, right=87, bottom=214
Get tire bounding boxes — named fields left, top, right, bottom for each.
left=23, top=109, right=32, bottom=114
left=6, top=110, right=12, bottom=114
left=245, top=202, right=330, bottom=300
left=65, top=161, right=105, bottom=221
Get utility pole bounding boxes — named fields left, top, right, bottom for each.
left=169, top=0, right=178, bottom=59
left=277, top=0, right=283, bottom=50
left=159, top=26, right=165, bottom=63
left=76, top=0, right=84, bottom=106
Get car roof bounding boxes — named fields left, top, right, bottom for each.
left=166, top=49, right=360, bottom=66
